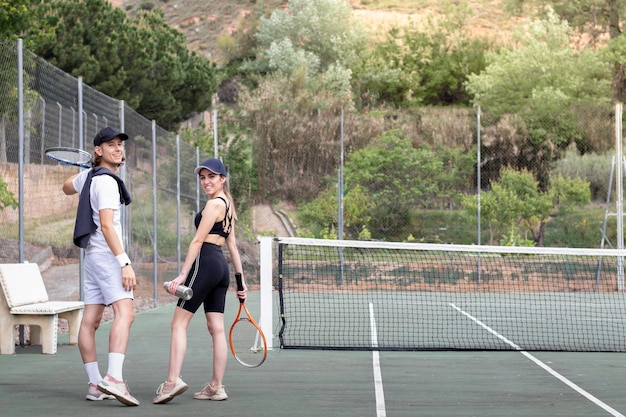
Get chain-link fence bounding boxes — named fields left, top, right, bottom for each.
left=0, top=39, right=206, bottom=309
left=0, top=38, right=623, bottom=311
left=246, top=103, right=617, bottom=246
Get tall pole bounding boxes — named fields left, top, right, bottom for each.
left=338, top=110, right=345, bottom=287
left=476, top=106, right=482, bottom=290
left=196, top=147, right=200, bottom=213
left=17, top=39, right=24, bottom=263
left=152, top=120, right=158, bottom=301
left=213, top=108, right=218, bottom=158
left=476, top=106, right=481, bottom=247
left=17, top=39, right=24, bottom=346
left=616, top=103, right=624, bottom=291
left=119, top=100, right=129, bottom=252
left=78, top=77, right=84, bottom=301
left=338, top=109, right=344, bottom=240
left=176, top=134, right=181, bottom=276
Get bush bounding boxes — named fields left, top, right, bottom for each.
left=553, top=149, right=612, bottom=202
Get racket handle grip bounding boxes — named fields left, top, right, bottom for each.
left=235, top=273, right=245, bottom=303
left=235, top=273, right=243, bottom=292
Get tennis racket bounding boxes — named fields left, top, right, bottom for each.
left=45, top=147, right=92, bottom=168
left=228, top=273, right=267, bottom=368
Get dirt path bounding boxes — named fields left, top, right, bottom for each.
left=251, top=204, right=295, bottom=237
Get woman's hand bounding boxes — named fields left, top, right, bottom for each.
left=166, top=274, right=186, bottom=295
left=236, top=274, right=248, bottom=301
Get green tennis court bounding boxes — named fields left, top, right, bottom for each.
left=1, top=291, right=626, bottom=417
left=277, top=291, right=626, bottom=351
left=4, top=237, right=626, bottom=416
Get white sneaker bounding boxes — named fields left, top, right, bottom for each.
left=193, top=383, right=228, bottom=401
left=153, top=377, right=188, bottom=404
left=97, top=374, right=140, bottom=406
left=85, top=383, right=115, bottom=401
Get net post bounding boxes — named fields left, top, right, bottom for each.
left=258, top=236, right=273, bottom=349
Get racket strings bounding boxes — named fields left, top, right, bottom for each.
left=46, top=147, right=92, bottom=166
left=230, top=318, right=266, bottom=367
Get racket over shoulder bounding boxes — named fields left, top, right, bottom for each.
left=45, top=147, right=92, bottom=169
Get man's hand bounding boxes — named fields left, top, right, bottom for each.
left=121, top=265, right=137, bottom=292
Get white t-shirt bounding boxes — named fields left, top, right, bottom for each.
left=73, top=169, right=124, bottom=254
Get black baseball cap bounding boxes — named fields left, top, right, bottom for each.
left=94, top=127, right=129, bottom=146
left=194, top=158, right=227, bottom=176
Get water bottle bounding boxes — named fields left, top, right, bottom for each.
left=163, top=281, right=193, bottom=300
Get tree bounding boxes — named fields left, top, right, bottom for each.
left=462, top=168, right=590, bottom=245
left=0, top=0, right=31, bottom=40
left=299, top=130, right=453, bottom=240
left=126, top=10, right=217, bottom=128
left=254, top=0, right=366, bottom=100
left=467, top=10, right=610, bottom=115
left=465, top=10, right=611, bottom=189
left=346, top=130, right=448, bottom=238
left=24, top=0, right=218, bottom=129
left=257, top=0, right=364, bottom=71
left=239, top=75, right=351, bottom=202
left=505, top=0, right=626, bottom=100
left=299, top=183, right=374, bottom=239
left=368, top=3, right=491, bottom=107
left=505, top=0, right=624, bottom=41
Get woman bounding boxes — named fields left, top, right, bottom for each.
left=153, top=157, right=246, bottom=404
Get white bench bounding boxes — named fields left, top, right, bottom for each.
left=0, top=263, right=84, bottom=354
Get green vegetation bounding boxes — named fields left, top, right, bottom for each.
left=3, top=0, right=626, bottom=249
left=23, top=0, right=219, bottom=130
left=369, top=2, right=491, bottom=107
left=0, top=178, right=17, bottom=211
left=462, top=168, right=590, bottom=246
left=0, top=0, right=30, bottom=40
left=299, top=129, right=475, bottom=240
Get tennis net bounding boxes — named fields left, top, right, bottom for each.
left=272, top=237, right=626, bottom=352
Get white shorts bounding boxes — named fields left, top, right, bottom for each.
left=84, top=251, right=134, bottom=306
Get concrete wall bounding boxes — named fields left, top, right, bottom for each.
left=0, top=162, right=78, bottom=223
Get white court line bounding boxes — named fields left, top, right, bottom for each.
left=449, top=303, right=625, bottom=417
left=369, top=302, right=387, bottom=417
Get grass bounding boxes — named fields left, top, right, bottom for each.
left=0, top=215, right=73, bottom=248
left=26, top=217, right=75, bottom=247
left=408, top=205, right=613, bottom=249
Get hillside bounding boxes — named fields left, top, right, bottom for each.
left=112, top=0, right=523, bottom=64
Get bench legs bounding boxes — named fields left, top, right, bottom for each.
left=59, top=309, right=83, bottom=345
left=13, top=316, right=59, bottom=354
left=0, top=311, right=83, bottom=355
left=0, top=319, right=15, bottom=354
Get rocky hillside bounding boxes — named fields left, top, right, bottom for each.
left=111, top=0, right=523, bottom=64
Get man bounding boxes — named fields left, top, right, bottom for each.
left=62, top=127, right=139, bottom=406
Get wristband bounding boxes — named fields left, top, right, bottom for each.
left=115, top=253, right=131, bottom=268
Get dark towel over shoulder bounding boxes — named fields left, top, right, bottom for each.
left=73, top=167, right=132, bottom=248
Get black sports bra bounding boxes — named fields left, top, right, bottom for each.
left=194, top=196, right=233, bottom=238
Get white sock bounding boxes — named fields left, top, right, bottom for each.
left=84, top=362, right=102, bottom=385
left=107, top=352, right=125, bottom=381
